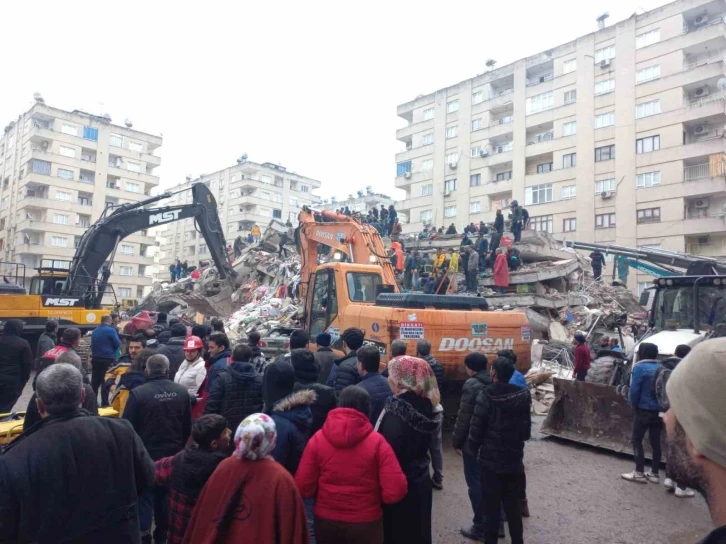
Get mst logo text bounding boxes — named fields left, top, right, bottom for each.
left=43, top=298, right=81, bottom=307
left=149, top=209, right=182, bottom=225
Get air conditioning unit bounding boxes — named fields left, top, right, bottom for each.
left=449, top=162, right=458, bottom=169
left=403, top=171, right=412, bottom=179
left=600, top=59, right=611, bottom=69
left=694, top=15, right=709, bottom=27
left=694, top=198, right=710, bottom=208
left=697, top=235, right=711, bottom=244
left=694, top=86, right=710, bottom=97
left=444, top=191, right=451, bottom=197
left=479, top=150, right=489, bottom=158
left=600, top=191, right=613, bottom=199
left=694, top=124, right=710, bottom=135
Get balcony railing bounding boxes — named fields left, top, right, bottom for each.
left=686, top=92, right=725, bottom=108
left=683, top=53, right=725, bottom=71
left=684, top=163, right=710, bottom=181
left=682, top=16, right=725, bottom=35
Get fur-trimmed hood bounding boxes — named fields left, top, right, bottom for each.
left=273, top=388, right=317, bottom=412
left=384, top=394, right=441, bottom=435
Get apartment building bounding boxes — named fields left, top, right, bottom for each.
left=395, top=0, right=726, bottom=292
left=320, top=187, right=396, bottom=216
left=0, top=98, right=162, bottom=301
left=157, top=159, right=320, bottom=269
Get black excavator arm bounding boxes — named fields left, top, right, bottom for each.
left=64, top=183, right=236, bottom=308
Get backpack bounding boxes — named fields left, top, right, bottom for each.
left=653, top=366, right=672, bottom=411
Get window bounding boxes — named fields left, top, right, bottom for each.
left=595, top=145, right=615, bottom=161
left=423, top=108, right=435, bottom=120
left=447, top=99, right=459, bottom=113
left=637, top=207, right=661, bottom=223
left=471, top=145, right=484, bottom=157
left=51, top=236, right=68, bottom=247
left=127, top=161, right=141, bottom=173
left=470, top=202, right=481, bottom=214
left=495, top=171, right=512, bottom=181
left=564, top=90, right=577, bottom=104
left=525, top=183, right=553, bottom=205
left=563, top=59, right=577, bottom=74
left=53, top=213, right=70, bottom=225
left=60, top=124, right=76, bottom=136
left=31, top=159, right=51, bottom=175
left=260, top=190, right=271, bottom=200
left=636, top=135, right=660, bottom=153
left=126, top=182, right=140, bottom=193
left=563, top=153, right=577, bottom=168
left=526, top=91, right=554, bottom=114
left=396, top=161, right=412, bottom=176
left=78, top=215, right=91, bottom=227
left=272, top=192, right=282, bottom=202
left=1, top=197, right=7, bottom=210
left=109, top=134, right=124, bottom=147
left=445, top=152, right=459, bottom=164
left=446, top=125, right=458, bottom=139
left=55, top=191, right=72, bottom=201
left=595, top=78, right=615, bottom=95
left=595, top=112, right=615, bottom=128
left=120, top=266, right=133, bottom=276
left=260, top=173, right=273, bottom=184
left=421, top=159, right=433, bottom=170
left=128, top=141, right=143, bottom=152
left=59, top=145, right=75, bottom=158
left=636, top=100, right=661, bottom=119
left=536, top=163, right=553, bottom=174
left=444, top=205, right=457, bottom=217
left=636, top=171, right=661, bottom=188
left=470, top=173, right=481, bottom=187
left=530, top=215, right=554, bottom=233
left=595, top=45, right=616, bottom=63
left=563, top=121, right=576, bottom=136
left=57, top=168, right=73, bottom=180
left=118, top=288, right=132, bottom=298
left=444, top=179, right=457, bottom=192
left=636, top=29, right=660, bottom=49
left=273, top=209, right=282, bottom=219
left=83, top=126, right=98, bottom=141
left=563, top=218, right=577, bottom=232
left=472, top=91, right=484, bottom=105
left=300, top=184, right=310, bottom=193
left=422, top=133, right=434, bottom=146
left=636, top=65, right=660, bottom=84
left=595, top=178, right=616, bottom=193
left=562, top=185, right=577, bottom=199
left=421, top=183, right=433, bottom=196
left=120, top=244, right=135, bottom=255
left=596, top=213, right=616, bottom=228
left=290, top=196, right=300, bottom=208
left=199, top=244, right=208, bottom=254
left=420, top=210, right=432, bottom=223
left=472, top=118, right=483, bottom=131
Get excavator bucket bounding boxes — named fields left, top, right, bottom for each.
left=541, top=378, right=662, bottom=458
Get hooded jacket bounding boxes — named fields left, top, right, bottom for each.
left=156, top=337, right=186, bottom=380
left=314, top=346, right=337, bottom=385
left=292, top=380, right=336, bottom=436
left=205, top=361, right=264, bottom=433
left=358, top=372, right=392, bottom=424
left=205, top=349, right=232, bottom=392
left=295, top=407, right=407, bottom=523
left=269, top=389, right=316, bottom=475
left=420, top=354, right=444, bottom=392
left=452, top=370, right=492, bottom=455
left=174, top=356, right=206, bottom=397
left=468, top=382, right=532, bottom=473
left=0, top=321, right=32, bottom=401
left=629, top=360, right=662, bottom=411
left=330, top=350, right=360, bottom=396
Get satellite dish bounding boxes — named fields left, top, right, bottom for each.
left=485, top=59, right=497, bottom=68
left=185, top=175, right=192, bottom=182
left=124, top=118, right=133, bottom=128
left=102, top=113, right=112, bottom=121
left=32, top=92, right=44, bottom=103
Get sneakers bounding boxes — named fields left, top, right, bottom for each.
left=431, top=478, right=443, bottom=490
left=621, top=471, right=648, bottom=484
left=675, top=487, right=696, bottom=498
left=664, top=478, right=676, bottom=491
left=459, top=525, right=486, bottom=542
left=644, top=471, right=660, bottom=484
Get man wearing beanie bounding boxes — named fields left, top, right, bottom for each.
left=292, top=348, right=336, bottom=435
left=665, top=339, right=726, bottom=543
left=314, top=332, right=337, bottom=385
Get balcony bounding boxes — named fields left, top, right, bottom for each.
left=683, top=212, right=726, bottom=235
left=396, top=119, right=435, bottom=142
left=684, top=163, right=712, bottom=181
left=471, top=89, right=514, bottom=117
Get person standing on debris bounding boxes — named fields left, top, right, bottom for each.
left=589, top=249, right=606, bottom=281
left=479, top=221, right=489, bottom=234
left=477, top=233, right=489, bottom=258
left=175, top=336, right=207, bottom=399
left=466, top=247, right=479, bottom=293
left=449, top=248, right=459, bottom=275
left=489, top=230, right=502, bottom=264
left=509, top=201, right=524, bottom=243
left=329, top=327, right=365, bottom=396
left=493, top=248, right=509, bottom=294
left=390, top=241, right=404, bottom=275
left=169, top=262, right=177, bottom=283
left=404, top=249, right=420, bottom=291
left=623, top=342, right=664, bottom=485
left=391, top=217, right=403, bottom=238
left=460, top=233, right=473, bottom=247
left=507, top=247, right=522, bottom=271
left=434, top=248, right=446, bottom=270
left=573, top=333, right=591, bottom=382
left=446, top=223, right=457, bottom=235
left=416, top=339, right=445, bottom=491
left=418, top=252, right=434, bottom=291
left=251, top=223, right=262, bottom=243
left=90, top=314, right=121, bottom=408
left=494, top=209, right=504, bottom=235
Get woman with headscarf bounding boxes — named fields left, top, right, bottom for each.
left=0, top=319, right=32, bottom=412
left=182, top=413, right=309, bottom=543
left=376, top=356, right=442, bottom=544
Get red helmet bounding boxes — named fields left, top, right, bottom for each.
left=183, top=336, right=204, bottom=351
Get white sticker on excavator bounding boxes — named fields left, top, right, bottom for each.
left=439, top=337, right=514, bottom=352
left=400, top=322, right=425, bottom=340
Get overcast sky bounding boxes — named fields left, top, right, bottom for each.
left=3, top=0, right=668, bottom=201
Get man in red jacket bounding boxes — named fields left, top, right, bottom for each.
left=573, top=333, right=591, bottom=381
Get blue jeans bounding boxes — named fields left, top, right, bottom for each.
left=462, top=452, right=483, bottom=525
left=139, top=485, right=169, bottom=541
left=430, top=419, right=443, bottom=484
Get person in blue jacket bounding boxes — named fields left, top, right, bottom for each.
left=90, top=314, right=121, bottom=407
left=622, top=342, right=663, bottom=484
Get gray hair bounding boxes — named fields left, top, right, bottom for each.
left=55, top=350, right=82, bottom=371
left=36, top=363, right=83, bottom=416
left=146, top=354, right=170, bottom=376
left=391, top=339, right=408, bottom=357
left=416, top=339, right=432, bottom=357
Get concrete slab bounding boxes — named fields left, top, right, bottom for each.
left=484, top=292, right=589, bottom=309
left=479, top=259, right=580, bottom=286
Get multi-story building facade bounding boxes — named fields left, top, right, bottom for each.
left=0, top=98, right=162, bottom=301
left=157, top=160, right=320, bottom=269
left=395, top=0, right=726, bottom=291
left=320, top=188, right=396, bottom=216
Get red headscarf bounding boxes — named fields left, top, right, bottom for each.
left=387, top=356, right=440, bottom=407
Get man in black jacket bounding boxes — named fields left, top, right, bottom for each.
left=205, top=344, right=263, bottom=435
left=313, top=332, right=336, bottom=385
left=328, top=327, right=364, bottom=396
left=452, top=352, right=492, bottom=541
left=155, top=323, right=188, bottom=380
left=205, top=332, right=232, bottom=392
left=35, top=320, right=58, bottom=371
left=0, top=363, right=155, bottom=543
left=356, top=344, right=391, bottom=424
left=493, top=209, right=504, bottom=234
left=469, top=357, right=531, bottom=544
left=291, top=348, right=335, bottom=435
left=123, top=354, right=192, bottom=544
left=0, top=319, right=32, bottom=412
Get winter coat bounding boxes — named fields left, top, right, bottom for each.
left=420, top=354, right=444, bottom=391
left=392, top=221, right=403, bottom=235
left=468, top=382, right=532, bottom=473
left=391, top=242, right=404, bottom=272
left=123, top=375, right=192, bottom=460
left=103, top=360, right=130, bottom=393
left=155, top=447, right=227, bottom=544
left=314, top=347, right=337, bottom=385
left=493, top=214, right=504, bottom=233
left=478, top=237, right=489, bottom=255
left=590, top=251, right=606, bottom=268
left=468, top=251, right=480, bottom=272
left=23, top=383, right=98, bottom=431
left=205, top=349, right=232, bottom=392
left=182, top=456, right=309, bottom=544
left=510, top=370, right=527, bottom=389
left=330, top=350, right=360, bottom=396
left=110, top=370, right=146, bottom=416
left=250, top=345, right=268, bottom=374
left=35, top=332, right=56, bottom=369
left=629, top=360, right=662, bottom=411
left=378, top=392, right=442, bottom=544
left=434, top=253, right=446, bottom=269
left=90, top=323, right=121, bottom=360
left=574, top=343, right=591, bottom=375
left=205, top=361, right=264, bottom=433
left=449, top=252, right=459, bottom=272
left=269, top=389, right=316, bottom=475
left=156, top=337, right=187, bottom=380
left=175, top=356, right=207, bottom=397
left=0, top=331, right=32, bottom=408
left=0, top=410, right=155, bottom=543
left=493, top=252, right=509, bottom=287
left=446, top=225, right=457, bottom=235
left=296, top=407, right=407, bottom=523
left=293, top=381, right=336, bottom=435
left=358, top=372, right=393, bottom=424
left=452, top=370, right=492, bottom=455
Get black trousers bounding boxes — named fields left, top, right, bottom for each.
left=480, top=468, right=524, bottom=544
left=632, top=409, right=663, bottom=473
left=593, top=265, right=602, bottom=280
left=91, top=357, right=114, bottom=407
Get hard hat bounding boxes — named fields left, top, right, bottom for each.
left=183, top=336, right=204, bottom=351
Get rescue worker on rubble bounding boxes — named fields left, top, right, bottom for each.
left=573, top=333, right=591, bottom=381
left=590, top=249, right=606, bottom=281
left=494, top=209, right=504, bottom=235
left=251, top=224, right=262, bottom=243
left=509, top=201, right=524, bottom=243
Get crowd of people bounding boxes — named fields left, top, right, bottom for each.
left=330, top=203, right=400, bottom=238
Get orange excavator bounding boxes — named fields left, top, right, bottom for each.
left=296, top=207, right=531, bottom=380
